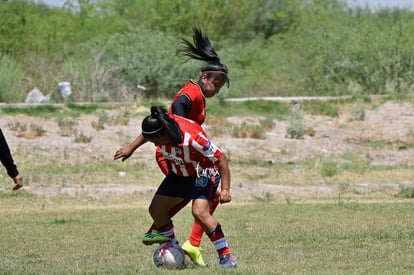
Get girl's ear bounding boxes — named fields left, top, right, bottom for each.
left=200, top=73, right=208, bottom=83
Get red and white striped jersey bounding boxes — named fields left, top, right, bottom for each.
left=160, top=115, right=222, bottom=177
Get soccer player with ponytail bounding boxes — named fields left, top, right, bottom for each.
left=140, top=106, right=237, bottom=268
left=114, top=28, right=229, bottom=267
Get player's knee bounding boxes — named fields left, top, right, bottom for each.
left=192, top=208, right=201, bottom=219
left=192, top=207, right=209, bottom=222
left=149, top=202, right=163, bottom=217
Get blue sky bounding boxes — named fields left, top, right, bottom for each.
left=37, top=0, right=414, bottom=9
left=349, top=0, right=413, bottom=9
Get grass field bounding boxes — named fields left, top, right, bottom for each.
left=1, top=191, right=414, bottom=274
left=1, top=98, right=414, bottom=274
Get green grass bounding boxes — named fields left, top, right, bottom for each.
left=1, top=194, right=414, bottom=274
left=302, top=100, right=340, bottom=117
left=1, top=97, right=403, bottom=125
left=0, top=99, right=413, bottom=273
left=0, top=105, right=62, bottom=117
left=65, top=103, right=108, bottom=114
left=0, top=103, right=110, bottom=119
left=0, top=100, right=291, bottom=121
left=18, top=159, right=159, bottom=187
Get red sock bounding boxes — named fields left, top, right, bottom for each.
left=189, top=221, right=203, bottom=246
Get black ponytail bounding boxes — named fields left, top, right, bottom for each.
left=177, top=28, right=229, bottom=87
left=142, top=106, right=182, bottom=145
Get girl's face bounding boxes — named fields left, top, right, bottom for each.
left=148, top=135, right=171, bottom=146
left=201, top=74, right=225, bottom=98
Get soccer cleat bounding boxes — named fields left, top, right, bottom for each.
left=181, top=240, right=207, bottom=267
left=219, top=254, right=238, bottom=268
left=142, top=230, right=171, bottom=245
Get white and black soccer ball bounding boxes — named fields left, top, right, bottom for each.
left=153, top=242, right=185, bottom=269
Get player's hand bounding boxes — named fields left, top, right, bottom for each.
left=113, top=147, right=132, bottom=161
left=219, top=189, right=231, bottom=204
left=12, top=174, right=23, bottom=191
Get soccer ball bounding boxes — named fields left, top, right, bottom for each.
left=153, top=242, right=185, bottom=269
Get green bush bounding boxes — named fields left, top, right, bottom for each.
left=2, top=0, right=414, bottom=101
left=321, top=162, right=339, bottom=177
left=265, top=1, right=414, bottom=97
left=349, top=103, right=366, bottom=121
left=0, top=55, right=23, bottom=102
left=286, top=106, right=306, bottom=139
left=397, top=185, right=414, bottom=199
left=64, top=28, right=197, bottom=101
left=303, top=101, right=340, bottom=117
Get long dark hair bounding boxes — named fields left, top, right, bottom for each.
left=176, top=28, right=229, bottom=87
left=141, top=106, right=182, bottom=145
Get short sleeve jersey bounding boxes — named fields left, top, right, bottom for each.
left=160, top=115, right=222, bottom=177
left=169, top=80, right=206, bottom=125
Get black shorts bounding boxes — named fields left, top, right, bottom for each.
left=193, top=169, right=220, bottom=201
left=155, top=169, right=220, bottom=203
left=155, top=172, right=195, bottom=201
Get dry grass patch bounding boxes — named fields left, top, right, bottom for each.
left=345, top=134, right=414, bottom=150
left=74, top=132, right=93, bottom=143
left=204, top=115, right=229, bottom=136
left=7, top=121, right=46, bottom=138
left=231, top=122, right=266, bottom=139
left=57, top=117, right=78, bottom=137
left=91, top=111, right=108, bottom=130
left=107, top=109, right=130, bottom=126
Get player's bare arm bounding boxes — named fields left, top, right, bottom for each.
left=114, top=134, right=147, bottom=161
left=217, top=154, right=231, bottom=204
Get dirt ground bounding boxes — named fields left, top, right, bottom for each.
left=1, top=100, right=414, bottom=201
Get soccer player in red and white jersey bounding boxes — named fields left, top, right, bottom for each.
left=140, top=106, right=237, bottom=268
left=114, top=28, right=229, bottom=267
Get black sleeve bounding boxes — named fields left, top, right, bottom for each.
left=171, top=95, right=192, bottom=117
left=0, top=129, right=19, bottom=178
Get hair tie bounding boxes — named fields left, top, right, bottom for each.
left=142, top=127, right=163, bottom=135
left=202, top=70, right=227, bottom=75
left=152, top=110, right=160, bottom=118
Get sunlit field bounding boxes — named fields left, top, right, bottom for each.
left=1, top=99, right=414, bottom=274
left=1, top=191, right=414, bottom=274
